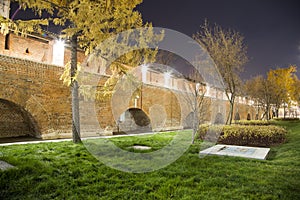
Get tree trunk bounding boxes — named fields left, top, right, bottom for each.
left=192, top=94, right=198, bottom=144
left=70, top=34, right=81, bottom=143
left=226, top=97, right=234, bottom=125
left=276, top=108, right=279, bottom=118
left=265, top=104, right=271, bottom=120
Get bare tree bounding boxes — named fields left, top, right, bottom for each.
left=244, top=76, right=275, bottom=120
left=182, top=70, right=210, bottom=144
left=193, top=21, right=248, bottom=124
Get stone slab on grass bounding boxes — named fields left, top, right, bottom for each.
left=200, top=144, right=270, bottom=160
left=0, top=160, right=15, bottom=171
left=131, top=145, right=152, bottom=150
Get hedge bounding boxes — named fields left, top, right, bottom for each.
left=273, top=118, right=299, bottom=121
left=198, top=124, right=287, bottom=147
left=233, top=120, right=272, bottom=126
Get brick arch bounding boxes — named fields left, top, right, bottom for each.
left=0, top=84, right=56, bottom=138
left=183, top=112, right=194, bottom=129
left=141, top=86, right=182, bottom=131
left=214, top=112, right=225, bottom=124
left=234, top=112, right=241, bottom=121
left=0, top=98, right=41, bottom=138
left=247, top=113, right=251, bottom=120
left=116, top=108, right=151, bottom=134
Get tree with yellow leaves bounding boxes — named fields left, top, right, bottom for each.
left=0, top=0, right=162, bottom=142
left=291, top=76, right=300, bottom=105
left=267, top=65, right=298, bottom=118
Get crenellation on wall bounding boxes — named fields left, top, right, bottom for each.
left=0, top=32, right=85, bottom=67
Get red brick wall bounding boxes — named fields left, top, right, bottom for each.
left=0, top=33, right=86, bottom=66
left=0, top=33, right=262, bottom=139
left=0, top=55, right=72, bottom=139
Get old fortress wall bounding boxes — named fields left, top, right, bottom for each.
left=0, top=32, right=258, bottom=139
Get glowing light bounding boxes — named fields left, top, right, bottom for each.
left=141, top=64, right=148, bottom=73
left=196, top=83, right=200, bottom=91
left=55, top=39, right=65, bottom=49
left=52, top=39, right=65, bottom=66
left=141, top=64, right=148, bottom=83
left=164, top=72, right=171, bottom=87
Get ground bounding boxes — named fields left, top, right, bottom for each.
left=0, top=121, right=299, bottom=199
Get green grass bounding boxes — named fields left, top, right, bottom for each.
left=1, top=122, right=300, bottom=199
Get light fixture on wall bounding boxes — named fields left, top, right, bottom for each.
left=164, top=72, right=171, bottom=88
left=52, top=39, right=65, bottom=66
left=141, top=64, right=148, bottom=83
left=134, top=95, right=140, bottom=108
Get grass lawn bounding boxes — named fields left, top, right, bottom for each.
left=0, top=121, right=300, bottom=199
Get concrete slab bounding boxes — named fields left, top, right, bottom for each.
left=200, top=144, right=270, bottom=160
left=0, top=160, right=15, bottom=171
left=131, top=145, right=152, bottom=150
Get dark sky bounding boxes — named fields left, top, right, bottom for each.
left=10, top=0, right=300, bottom=80
left=137, top=0, right=300, bottom=80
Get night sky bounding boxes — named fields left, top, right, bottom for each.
left=137, top=0, right=300, bottom=80
left=9, top=0, right=300, bottom=80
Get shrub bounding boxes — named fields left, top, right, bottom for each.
left=233, top=120, right=272, bottom=126
left=198, top=124, right=223, bottom=141
left=273, top=118, right=299, bottom=121
left=198, top=124, right=287, bottom=147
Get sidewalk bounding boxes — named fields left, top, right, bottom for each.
left=0, top=131, right=159, bottom=146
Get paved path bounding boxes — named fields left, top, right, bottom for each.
left=0, top=131, right=163, bottom=146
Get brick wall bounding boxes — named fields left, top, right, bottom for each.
left=0, top=33, right=85, bottom=66
left=0, top=54, right=72, bottom=139
left=0, top=32, right=261, bottom=139
left=0, top=99, right=37, bottom=138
